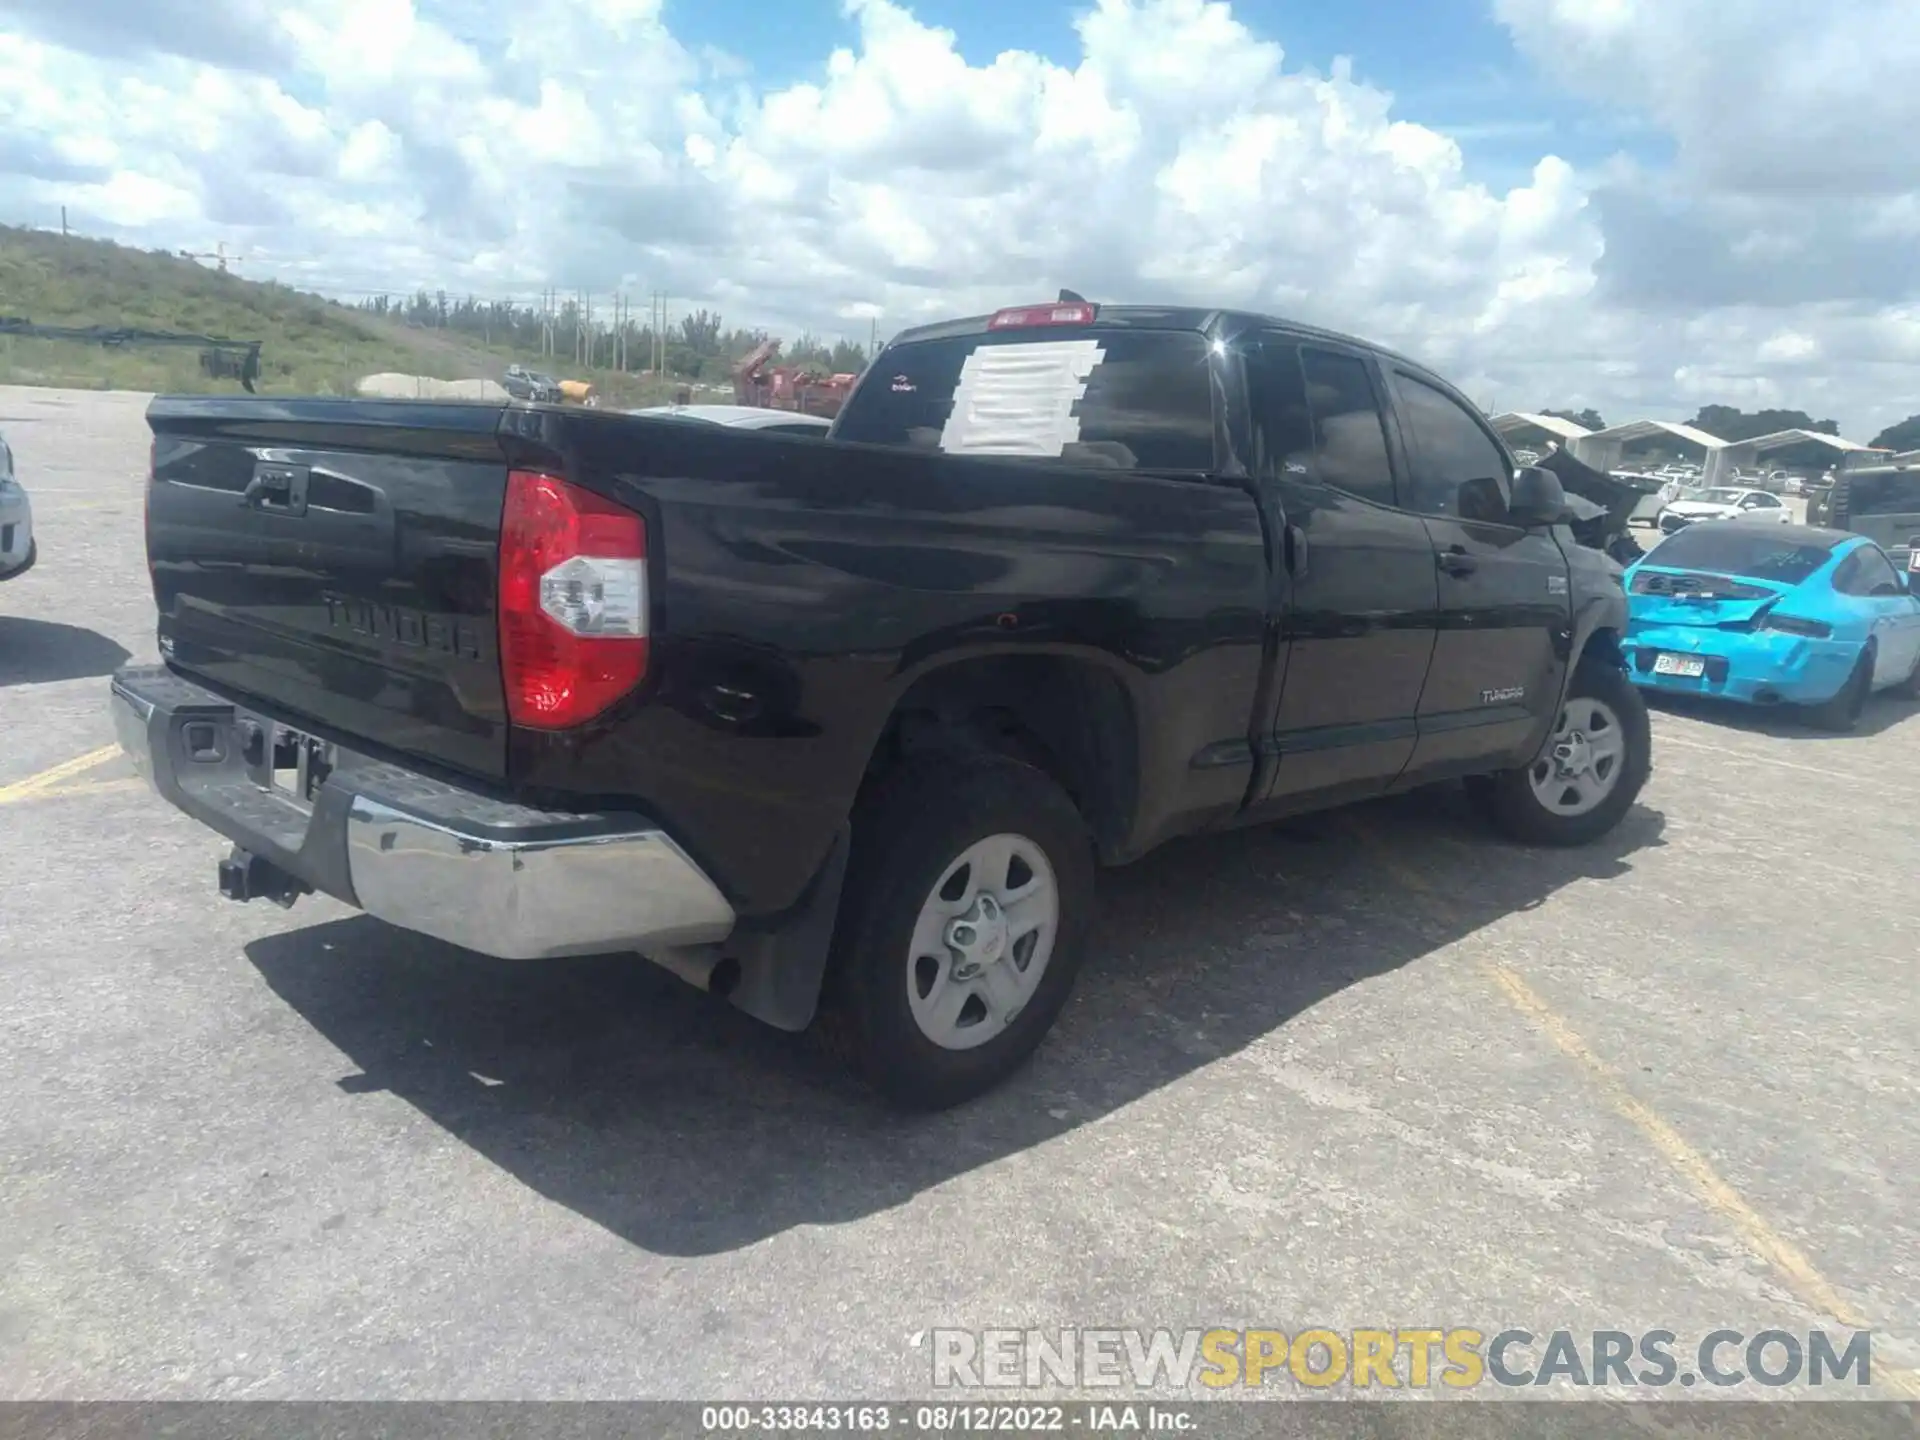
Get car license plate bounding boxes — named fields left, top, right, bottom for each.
left=1653, top=654, right=1706, bottom=678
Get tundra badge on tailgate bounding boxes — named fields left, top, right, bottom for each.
left=323, top=594, right=486, bottom=660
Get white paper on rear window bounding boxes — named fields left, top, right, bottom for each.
left=937, top=340, right=1105, bottom=457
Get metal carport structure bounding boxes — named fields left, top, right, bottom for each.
left=1701, top=429, right=1883, bottom=486
left=1488, top=412, right=1595, bottom=454
left=1566, top=419, right=1727, bottom=473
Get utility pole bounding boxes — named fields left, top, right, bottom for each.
left=60, top=206, right=69, bottom=238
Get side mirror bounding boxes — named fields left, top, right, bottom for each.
left=1509, top=466, right=1573, bottom=528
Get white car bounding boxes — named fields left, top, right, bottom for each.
left=1655, top=486, right=1791, bottom=536
left=0, top=428, right=34, bottom=582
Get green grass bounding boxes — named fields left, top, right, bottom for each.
left=0, top=225, right=694, bottom=405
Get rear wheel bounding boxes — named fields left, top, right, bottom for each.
left=1470, top=657, right=1651, bottom=847
left=818, top=752, right=1095, bottom=1110
left=1803, top=647, right=1873, bottom=731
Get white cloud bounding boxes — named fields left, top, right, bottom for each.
left=0, top=0, right=1916, bottom=436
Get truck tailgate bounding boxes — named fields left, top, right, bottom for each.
left=146, top=397, right=512, bottom=781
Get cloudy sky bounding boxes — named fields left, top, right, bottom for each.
left=2, top=0, right=1916, bottom=437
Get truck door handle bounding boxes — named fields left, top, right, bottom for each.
left=1285, top=523, right=1308, bottom=577
left=1437, top=545, right=1477, bottom=577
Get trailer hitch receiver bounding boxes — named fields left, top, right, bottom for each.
left=217, top=847, right=311, bottom=909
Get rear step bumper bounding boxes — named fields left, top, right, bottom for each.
left=109, top=664, right=737, bottom=960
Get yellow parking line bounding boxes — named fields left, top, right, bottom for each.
left=1652, top=730, right=1890, bottom=784
left=30, top=776, right=147, bottom=803
left=0, top=744, right=121, bottom=805
left=1347, top=818, right=1920, bottom=1394
left=1482, top=961, right=1866, bottom=1328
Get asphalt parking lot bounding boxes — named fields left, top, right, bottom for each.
left=3, top=385, right=1918, bottom=1406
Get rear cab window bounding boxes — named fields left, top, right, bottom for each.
left=833, top=327, right=1219, bottom=475
left=1646, top=527, right=1838, bottom=584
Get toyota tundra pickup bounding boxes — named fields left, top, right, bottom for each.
left=111, top=300, right=1649, bottom=1108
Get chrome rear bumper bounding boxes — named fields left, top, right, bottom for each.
left=110, top=665, right=736, bottom=960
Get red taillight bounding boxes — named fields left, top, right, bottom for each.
left=987, top=302, right=1097, bottom=330
left=1758, top=611, right=1831, bottom=639
left=498, top=469, right=650, bottom=729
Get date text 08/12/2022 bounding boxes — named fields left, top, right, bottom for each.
left=701, top=1405, right=1198, bottom=1433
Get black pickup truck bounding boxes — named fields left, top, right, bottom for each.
left=111, top=300, right=1648, bottom=1108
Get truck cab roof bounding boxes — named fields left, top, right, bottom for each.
left=886, top=303, right=1428, bottom=372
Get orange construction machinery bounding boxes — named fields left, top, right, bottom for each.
left=732, top=339, right=858, bottom=419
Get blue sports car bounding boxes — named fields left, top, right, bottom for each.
left=1623, top=520, right=1920, bottom=730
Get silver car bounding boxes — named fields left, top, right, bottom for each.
left=0, top=428, right=33, bottom=582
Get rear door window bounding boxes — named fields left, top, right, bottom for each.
left=834, top=330, right=1218, bottom=473
left=1295, top=347, right=1398, bottom=507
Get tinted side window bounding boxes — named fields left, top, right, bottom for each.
left=1296, top=348, right=1397, bottom=507
left=1831, top=549, right=1869, bottom=595
left=834, top=330, right=1217, bottom=473
left=1241, top=339, right=1317, bottom=482
left=1850, top=471, right=1920, bottom=515
left=1850, top=546, right=1904, bottom=595
left=1391, top=372, right=1513, bottom=523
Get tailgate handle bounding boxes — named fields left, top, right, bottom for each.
left=244, top=463, right=310, bottom=516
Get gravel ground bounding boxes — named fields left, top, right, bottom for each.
left=2, top=387, right=1916, bottom=1412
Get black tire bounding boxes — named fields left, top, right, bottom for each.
left=1469, top=657, right=1651, bottom=847
left=1802, top=647, right=1872, bottom=731
left=817, top=751, right=1095, bottom=1111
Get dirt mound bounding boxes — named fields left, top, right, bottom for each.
left=354, top=373, right=508, bottom=401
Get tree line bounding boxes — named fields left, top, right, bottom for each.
left=354, top=291, right=872, bottom=381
